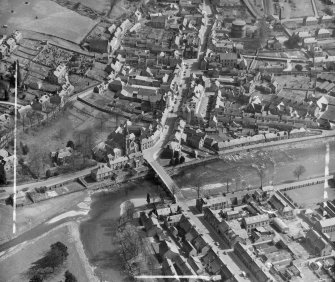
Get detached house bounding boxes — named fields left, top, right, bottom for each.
left=304, top=16, right=318, bottom=26
left=315, top=28, right=331, bottom=39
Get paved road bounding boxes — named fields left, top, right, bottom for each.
left=0, top=101, right=24, bottom=108
left=2, top=165, right=98, bottom=195
left=311, top=0, right=319, bottom=17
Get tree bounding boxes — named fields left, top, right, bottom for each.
left=66, top=140, right=75, bottom=149
left=64, top=270, right=78, bottom=282
left=45, top=169, right=52, bottom=178
left=180, top=155, right=185, bottom=164
left=286, top=33, right=300, bottom=49
left=116, top=224, right=144, bottom=276
left=28, top=144, right=49, bottom=179
left=256, top=18, right=270, bottom=49
left=325, top=7, right=333, bottom=16
left=295, top=64, right=303, bottom=71
left=27, top=242, right=68, bottom=280
left=159, top=191, right=165, bottom=204
left=123, top=200, right=135, bottom=222
left=257, top=167, right=266, bottom=188
left=192, top=181, right=203, bottom=199
left=29, top=275, right=43, bottom=282
left=21, top=142, right=29, bottom=155
left=74, top=128, right=95, bottom=165
left=0, top=161, right=6, bottom=185
left=293, top=165, right=306, bottom=180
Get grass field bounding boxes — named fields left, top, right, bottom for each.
left=284, top=0, right=314, bottom=18
left=0, top=0, right=97, bottom=44
left=285, top=184, right=334, bottom=209
left=68, top=0, right=113, bottom=14
left=0, top=222, right=92, bottom=282
left=0, top=191, right=87, bottom=245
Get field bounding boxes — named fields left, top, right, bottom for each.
left=285, top=184, right=332, bottom=209
left=275, top=74, right=314, bottom=90
left=0, top=0, right=97, bottom=44
left=0, top=222, right=92, bottom=282
left=280, top=0, right=314, bottom=19
left=67, top=0, right=113, bottom=13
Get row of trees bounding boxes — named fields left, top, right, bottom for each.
left=179, top=163, right=307, bottom=199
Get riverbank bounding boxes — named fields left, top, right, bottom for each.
left=173, top=140, right=335, bottom=199
left=0, top=191, right=87, bottom=245
left=0, top=221, right=97, bottom=282
left=79, top=178, right=166, bottom=282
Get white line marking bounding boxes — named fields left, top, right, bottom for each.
left=13, top=60, right=18, bottom=234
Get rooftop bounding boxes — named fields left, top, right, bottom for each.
left=243, top=214, right=269, bottom=225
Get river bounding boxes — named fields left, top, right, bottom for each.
left=79, top=179, right=162, bottom=282
left=174, top=139, right=335, bottom=199
left=1, top=139, right=335, bottom=281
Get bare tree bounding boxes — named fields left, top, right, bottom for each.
left=192, top=181, right=203, bottom=199
left=256, top=17, right=270, bottom=49
left=225, top=178, right=230, bottom=193
left=116, top=224, right=144, bottom=277
left=119, top=200, right=135, bottom=226
left=151, top=189, right=158, bottom=205
left=28, top=144, right=50, bottom=179
left=257, top=166, right=266, bottom=188
left=74, top=128, right=95, bottom=165
left=293, top=165, right=306, bottom=181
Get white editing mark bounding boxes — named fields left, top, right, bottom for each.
left=13, top=60, right=18, bottom=234
left=324, top=143, right=330, bottom=200
left=135, top=275, right=216, bottom=281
